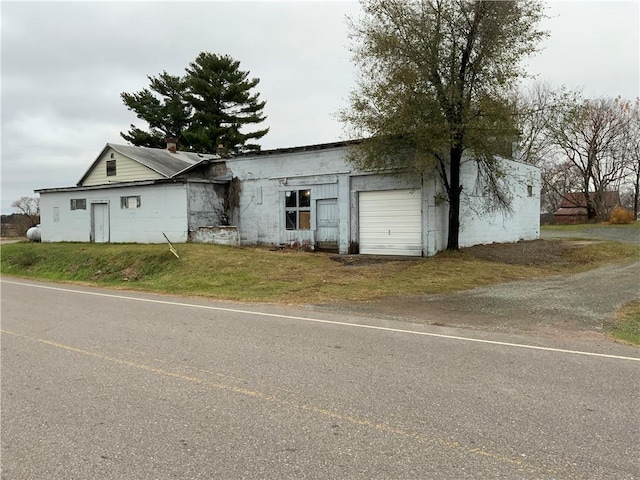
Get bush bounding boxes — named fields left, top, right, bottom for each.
left=609, top=205, right=635, bottom=224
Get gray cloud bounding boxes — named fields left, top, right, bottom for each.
left=1, top=1, right=638, bottom=214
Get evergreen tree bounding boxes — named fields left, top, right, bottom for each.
left=184, top=53, right=268, bottom=154
left=121, top=72, right=190, bottom=148
left=121, top=53, right=268, bottom=154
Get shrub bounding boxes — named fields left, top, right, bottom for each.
left=609, top=205, right=635, bottom=224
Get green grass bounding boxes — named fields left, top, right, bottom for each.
left=1, top=240, right=638, bottom=305
left=542, top=221, right=640, bottom=231
left=606, top=302, right=640, bottom=346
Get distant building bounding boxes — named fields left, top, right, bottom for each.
left=554, top=191, right=620, bottom=224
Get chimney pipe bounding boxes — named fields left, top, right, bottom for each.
left=165, top=137, right=178, bottom=154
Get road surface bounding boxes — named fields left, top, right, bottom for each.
left=1, top=278, right=639, bottom=479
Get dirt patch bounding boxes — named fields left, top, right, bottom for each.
left=121, top=265, right=142, bottom=281
left=329, top=254, right=421, bottom=266
left=461, top=239, right=576, bottom=266
left=330, top=239, right=575, bottom=267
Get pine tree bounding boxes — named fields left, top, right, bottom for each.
left=121, top=72, right=190, bottom=148
left=183, top=53, right=268, bottom=154
left=121, top=53, right=268, bottom=154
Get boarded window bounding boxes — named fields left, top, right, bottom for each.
left=106, top=159, right=116, bottom=176
left=285, top=189, right=311, bottom=230
left=120, top=195, right=141, bottom=209
left=70, top=198, right=86, bottom=210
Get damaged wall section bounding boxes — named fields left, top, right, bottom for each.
left=188, top=225, right=239, bottom=245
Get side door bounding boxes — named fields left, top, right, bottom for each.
left=91, top=202, right=110, bottom=243
left=316, top=198, right=338, bottom=251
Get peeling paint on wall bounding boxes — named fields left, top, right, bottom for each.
left=188, top=226, right=239, bottom=245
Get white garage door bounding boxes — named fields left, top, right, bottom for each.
left=359, top=189, right=422, bottom=256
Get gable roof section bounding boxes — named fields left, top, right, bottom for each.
left=559, top=191, right=620, bottom=209
left=77, top=143, right=220, bottom=185
left=555, top=191, right=621, bottom=217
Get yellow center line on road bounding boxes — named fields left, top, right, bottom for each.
left=2, top=328, right=558, bottom=476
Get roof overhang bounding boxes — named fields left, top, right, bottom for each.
left=35, top=177, right=228, bottom=194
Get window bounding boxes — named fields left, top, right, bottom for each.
left=106, top=159, right=116, bottom=176
left=70, top=198, right=86, bottom=210
left=121, top=195, right=141, bottom=209
left=285, top=189, right=311, bottom=230
left=527, top=185, right=533, bottom=197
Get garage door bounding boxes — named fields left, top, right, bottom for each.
left=359, top=189, right=422, bottom=256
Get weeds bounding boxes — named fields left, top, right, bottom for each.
left=1, top=239, right=637, bottom=304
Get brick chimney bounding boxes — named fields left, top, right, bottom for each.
left=165, top=137, right=178, bottom=153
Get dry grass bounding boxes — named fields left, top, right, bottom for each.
left=605, top=301, right=640, bottom=345
left=2, top=239, right=637, bottom=305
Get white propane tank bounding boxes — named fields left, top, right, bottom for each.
left=26, top=225, right=41, bottom=242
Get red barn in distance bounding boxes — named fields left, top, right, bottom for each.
left=554, top=191, right=621, bottom=224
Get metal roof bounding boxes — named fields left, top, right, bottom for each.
left=36, top=177, right=228, bottom=194
left=233, top=140, right=362, bottom=157
left=77, top=143, right=221, bottom=185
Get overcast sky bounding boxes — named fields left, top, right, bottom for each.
left=1, top=1, right=638, bottom=214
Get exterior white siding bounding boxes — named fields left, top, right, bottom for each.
left=229, top=147, right=540, bottom=256
left=228, top=147, right=349, bottom=249
left=36, top=142, right=540, bottom=254
left=457, top=159, right=540, bottom=247
left=81, top=148, right=163, bottom=186
left=39, top=183, right=189, bottom=243
left=359, top=189, right=422, bottom=256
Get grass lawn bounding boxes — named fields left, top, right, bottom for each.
left=1, top=238, right=638, bottom=305
left=541, top=221, right=640, bottom=231
left=606, top=302, right=640, bottom=346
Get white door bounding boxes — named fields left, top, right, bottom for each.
left=316, top=198, right=338, bottom=251
left=359, top=189, right=422, bottom=256
left=91, top=203, right=110, bottom=243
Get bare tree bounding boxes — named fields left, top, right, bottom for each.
left=539, top=160, right=580, bottom=214
left=514, top=80, right=558, bottom=167
left=546, top=96, right=630, bottom=220
left=620, top=99, right=640, bottom=217
left=11, top=196, right=40, bottom=235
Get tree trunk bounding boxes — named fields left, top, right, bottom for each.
left=447, top=147, right=463, bottom=250
left=586, top=196, right=597, bottom=220
left=634, top=170, right=640, bottom=218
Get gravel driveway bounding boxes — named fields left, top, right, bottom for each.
left=315, top=227, right=640, bottom=340
left=540, top=225, right=640, bottom=245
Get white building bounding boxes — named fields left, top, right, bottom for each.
left=36, top=140, right=540, bottom=256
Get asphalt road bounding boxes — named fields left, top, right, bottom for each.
left=2, top=278, right=639, bottom=479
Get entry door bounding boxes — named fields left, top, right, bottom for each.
left=91, top=203, right=110, bottom=243
left=316, top=198, right=338, bottom=251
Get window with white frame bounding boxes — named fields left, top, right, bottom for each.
left=121, top=195, right=141, bottom=209
left=285, top=189, right=311, bottom=230
left=70, top=198, right=87, bottom=210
